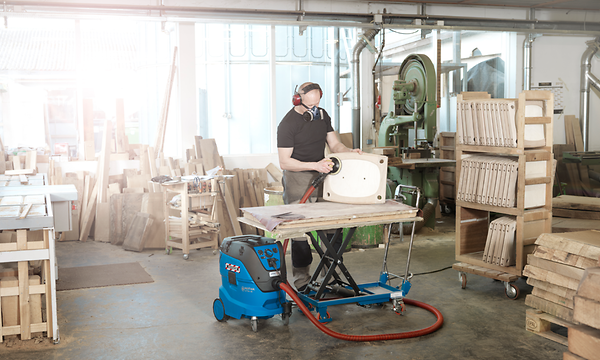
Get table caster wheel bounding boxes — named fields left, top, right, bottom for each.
left=460, top=272, right=467, bottom=289
left=251, top=317, right=258, bottom=332
left=183, top=254, right=189, bottom=260
left=504, top=282, right=519, bottom=300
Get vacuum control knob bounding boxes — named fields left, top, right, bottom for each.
left=265, top=249, right=273, bottom=258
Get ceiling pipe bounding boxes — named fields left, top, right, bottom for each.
left=351, top=28, right=379, bottom=149
left=580, top=38, right=600, bottom=151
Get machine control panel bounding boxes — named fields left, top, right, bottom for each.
left=254, top=244, right=281, bottom=270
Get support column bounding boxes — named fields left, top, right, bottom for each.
left=178, top=22, right=197, bottom=157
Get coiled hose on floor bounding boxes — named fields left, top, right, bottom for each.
left=280, top=283, right=444, bottom=341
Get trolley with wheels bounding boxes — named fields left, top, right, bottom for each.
left=452, top=262, right=520, bottom=299
left=161, top=178, right=219, bottom=260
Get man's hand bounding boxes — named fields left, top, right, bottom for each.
left=350, top=148, right=363, bottom=155
left=315, top=158, right=334, bottom=173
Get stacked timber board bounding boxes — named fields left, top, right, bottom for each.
left=564, top=266, right=600, bottom=360
left=524, top=230, right=600, bottom=323
left=552, top=195, right=600, bottom=234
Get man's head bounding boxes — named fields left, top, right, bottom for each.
left=295, top=82, right=323, bottom=120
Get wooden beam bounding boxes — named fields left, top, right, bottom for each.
left=97, top=121, right=113, bottom=204
left=153, top=46, right=178, bottom=156
left=115, top=98, right=128, bottom=153
left=83, top=98, right=95, bottom=161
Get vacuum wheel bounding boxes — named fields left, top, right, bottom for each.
left=213, top=298, right=229, bottom=322
left=281, top=313, right=290, bottom=326
left=251, top=317, right=258, bottom=332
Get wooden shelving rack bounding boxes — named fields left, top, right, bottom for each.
left=162, top=180, right=219, bottom=260
left=439, top=132, right=456, bottom=212
left=454, top=90, right=554, bottom=297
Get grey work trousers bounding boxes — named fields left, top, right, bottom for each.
left=282, top=170, right=343, bottom=290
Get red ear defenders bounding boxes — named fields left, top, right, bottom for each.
left=292, top=83, right=323, bottom=106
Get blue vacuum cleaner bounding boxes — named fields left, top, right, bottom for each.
left=213, top=235, right=291, bottom=332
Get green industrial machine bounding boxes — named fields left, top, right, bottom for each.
left=378, top=54, right=454, bottom=229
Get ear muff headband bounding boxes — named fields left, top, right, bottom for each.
left=292, top=83, right=323, bottom=106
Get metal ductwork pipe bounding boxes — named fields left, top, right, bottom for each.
left=580, top=38, right=600, bottom=151
left=523, top=34, right=535, bottom=91
left=351, top=28, right=379, bottom=149
left=523, top=9, right=536, bottom=91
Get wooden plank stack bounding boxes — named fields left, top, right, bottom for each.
left=563, top=265, right=600, bottom=360
left=552, top=195, right=600, bottom=234
left=524, top=230, right=600, bottom=345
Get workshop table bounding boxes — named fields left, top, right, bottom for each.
left=238, top=199, right=422, bottom=322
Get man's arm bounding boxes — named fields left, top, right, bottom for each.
left=278, top=147, right=334, bottom=173
left=326, top=131, right=363, bottom=154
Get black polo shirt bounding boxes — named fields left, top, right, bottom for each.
left=277, top=107, right=334, bottom=163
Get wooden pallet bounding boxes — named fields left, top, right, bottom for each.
left=526, top=308, right=574, bottom=346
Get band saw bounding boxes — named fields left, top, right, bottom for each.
left=378, top=54, right=455, bottom=229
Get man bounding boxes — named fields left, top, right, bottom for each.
left=277, top=82, right=362, bottom=291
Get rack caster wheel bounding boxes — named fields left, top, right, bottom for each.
left=459, top=272, right=467, bottom=289
left=212, top=250, right=218, bottom=255
left=213, top=298, right=229, bottom=322
left=165, top=247, right=172, bottom=255
left=504, top=282, right=519, bottom=300
left=183, top=254, right=189, bottom=260
left=251, top=317, right=258, bottom=332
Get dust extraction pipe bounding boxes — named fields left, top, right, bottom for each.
left=580, top=38, right=600, bottom=151
left=523, top=34, right=535, bottom=91
left=351, top=28, right=379, bottom=149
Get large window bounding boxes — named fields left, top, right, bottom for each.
left=196, top=24, right=354, bottom=155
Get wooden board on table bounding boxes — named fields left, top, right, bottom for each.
left=241, top=200, right=418, bottom=231
left=122, top=212, right=153, bottom=252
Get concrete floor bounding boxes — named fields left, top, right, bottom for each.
left=0, top=216, right=567, bottom=359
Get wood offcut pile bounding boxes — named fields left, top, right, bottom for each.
left=523, top=230, right=600, bottom=346
left=51, top=132, right=281, bottom=251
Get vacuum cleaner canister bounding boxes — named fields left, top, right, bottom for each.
left=213, top=235, right=291, bottom=331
